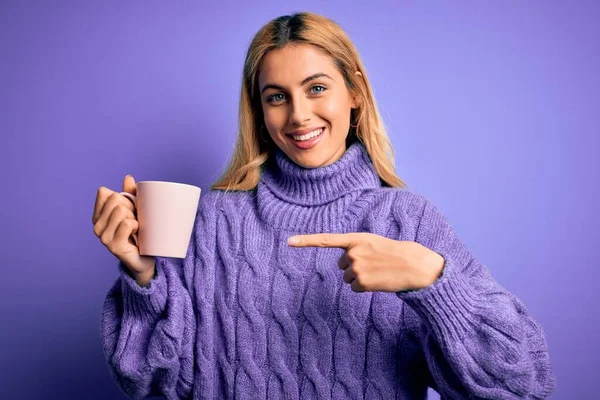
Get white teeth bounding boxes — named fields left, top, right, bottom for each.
left=292, top=128, right=323, bottom=141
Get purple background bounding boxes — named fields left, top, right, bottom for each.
left=1, top=1, right=598, bottom=399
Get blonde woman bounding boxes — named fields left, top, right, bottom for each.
left=93, top=12, right=555, bottom=399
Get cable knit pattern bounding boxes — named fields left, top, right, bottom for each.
left=100, top=142, right=556, bottom=399
left=267, top=241, right=305, bottom=399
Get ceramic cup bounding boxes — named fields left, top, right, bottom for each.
left=119, top=181, right=201, bottom=258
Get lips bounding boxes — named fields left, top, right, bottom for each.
left=285, top=127, right=326, bottom=138
left=286, top=127, right=325, bottom=150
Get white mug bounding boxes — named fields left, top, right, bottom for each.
left=120, top=181, right=201, bottom=258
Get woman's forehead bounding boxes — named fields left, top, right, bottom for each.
left=258, top=44, right=340, bottom=87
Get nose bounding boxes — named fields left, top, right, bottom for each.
left=288, top=96, right=311, bottom=126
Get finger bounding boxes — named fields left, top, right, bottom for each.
left=288, top=233, right=363, bottom=249
left=343, top=266, right=356, bottom=284
left=122, top=174, right=137, bottom=196
left=93, top=186, right=113, bottom=224
left=337, top=252, right=351, bottom=270
left=351, top=279, right=365, bottom=293
left=113, top=218, right=139, bottom=253
left=109, top=219, right=141, bottom=267
left=100, top=204, right=135, bottom=246
left=93, top=192, right=135, bottom=237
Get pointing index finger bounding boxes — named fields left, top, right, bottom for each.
left=287, top=233, right=360, bottom=249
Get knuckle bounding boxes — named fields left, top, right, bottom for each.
left=122, top=218, right=136, bottom=229
left=347, top=249, right=357, bottom=262
left=119, top=195, right=136, bottom=212
left=107, top=241, right=123, bottom=256
left=120, top=218, right=137, bottom=232
left=105, top=241, right=116, bottom=253
left=114, top=205, right=129, bottom=218
left=98, top=187, right=114, bottom=202
left=93, top=224, right=101, bottom=237
left=100, top=232, right=111, bottom=246
left=108, top=192, right=121, bottom=203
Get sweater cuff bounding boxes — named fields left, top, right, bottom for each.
left=119, top=260, right=168, bottom=322
left=396, top=257, right=480, bottom=341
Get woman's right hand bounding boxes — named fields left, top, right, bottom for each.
left=93, top=175, right=156, bottom=286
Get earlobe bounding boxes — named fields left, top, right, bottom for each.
left=351, top=95, right=362, bottom=109
left=352, top=71, right=363, bottom=109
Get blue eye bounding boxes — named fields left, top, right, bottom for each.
left=311, top=85, right=326, bottom=94
left=267, top=93, right=285, bottom=103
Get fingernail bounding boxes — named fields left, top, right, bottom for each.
left=287, top=236, right=299, bottom=245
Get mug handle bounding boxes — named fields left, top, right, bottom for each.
left=119, top=191, right=139, bottom=248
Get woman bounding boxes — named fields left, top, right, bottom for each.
left=93, top=12, right=555, bottom=399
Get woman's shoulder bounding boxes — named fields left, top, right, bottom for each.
left=380, top=186, right=427, bottom=203
left=379, top=187, right=457, bottom=237
left=366, top=187, right=456, bottom=243
left=191, top=189, right=255, bottom=241
left=366, top=186, right=430, bottom=219
left=197, top=188, right=255, bottom=215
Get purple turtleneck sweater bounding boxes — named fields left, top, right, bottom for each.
left=100, top=142, right=555, bottom=399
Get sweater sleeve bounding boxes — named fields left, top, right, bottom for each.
left=396, top=197, right=556, bottom=399
left=100, top=258, right=196, bottom=399
left=99, top=191, right=219, bottom=399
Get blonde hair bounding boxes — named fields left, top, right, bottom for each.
left=212, top=12, right=406, bottom=191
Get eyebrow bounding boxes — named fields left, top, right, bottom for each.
left=260, top=73, right=334, bottom=95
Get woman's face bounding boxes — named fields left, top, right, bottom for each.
left=258, top=43, right=358, bottom=169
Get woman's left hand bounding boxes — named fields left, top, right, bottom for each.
left=288, top=233, right=445, bottom=293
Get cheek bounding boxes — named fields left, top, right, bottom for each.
left=262, top=107, right=287, bottom=133
left=320, top=96, right=352, bottom=126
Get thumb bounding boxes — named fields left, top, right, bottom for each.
left=122, top=174, right=137, bottom=195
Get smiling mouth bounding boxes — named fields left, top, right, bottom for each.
left=286, top=127, right=324, bottom=141
left=285, top=127, right=326, bottom=150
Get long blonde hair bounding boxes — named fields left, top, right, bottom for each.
left=212, top=12, right=406, bottom=191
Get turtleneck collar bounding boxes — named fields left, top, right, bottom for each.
left=259, top=141, right=382, bottom=206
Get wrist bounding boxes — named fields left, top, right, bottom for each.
left=414, top=250, right=445, bottom=290
left=134, top=266, right=156, bottom=287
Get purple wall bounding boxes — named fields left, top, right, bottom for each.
left=1, top=1, right=598, bottom=399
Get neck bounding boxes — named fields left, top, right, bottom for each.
left=259, top=142, right=382, bottom=206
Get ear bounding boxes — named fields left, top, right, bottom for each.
left=351, top=71, right=363, bottom=109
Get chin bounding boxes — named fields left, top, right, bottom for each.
left=288, top=151, right=335, bottom=169
left=295, top=159, right=323, bottom=169
left=274, top=132, right=348, bottom=169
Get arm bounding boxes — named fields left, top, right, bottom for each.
left=396, top=197, right=556, bottom=399
left=101, top=258, right=196, bottom=399
left=101, top=258, right=195, bottom=399
left=100, top=190, right=219, bottom=399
